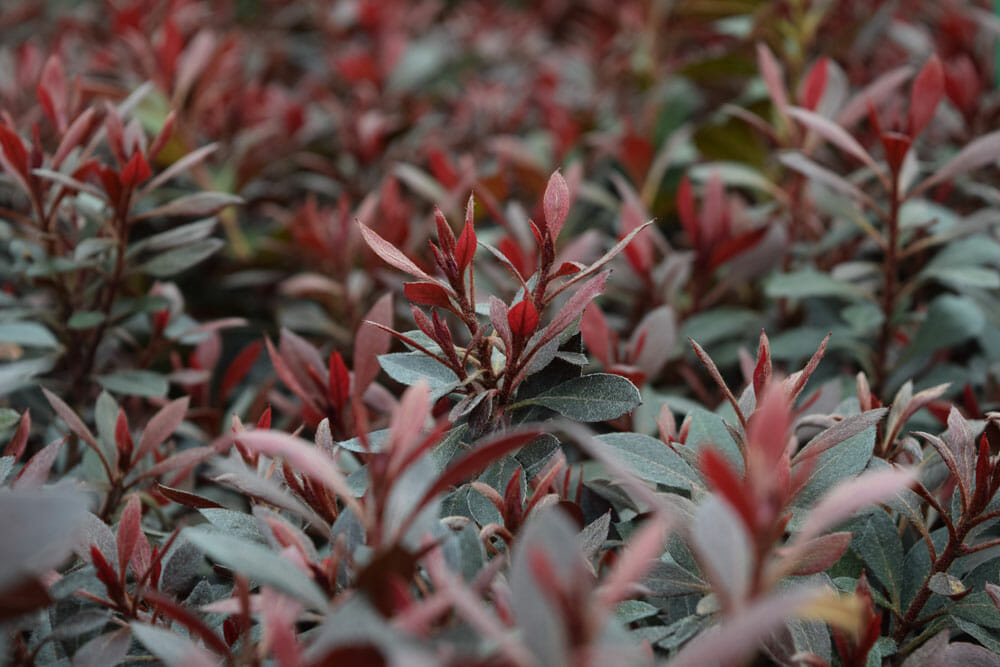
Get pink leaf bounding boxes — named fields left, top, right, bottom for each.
left=786, top=107, right=884, bottom=180
left=353, top=293, right=393, bottom=397
left=3, top=409, right=30, bottom=460
left=134, top=396, right=190, bottom=463
left=756, top=43, right=790, bottom=119
left=357, top=220, right=435, bottom=282
left=117, top=495, right=142, bottom=581
left=220, top=430, right=362, bottom=517
left=911, top=129, right=1000, bottom=197
left=795, top=468, right=915, bottom=545
left=580, top=304, right=612, bottom=368
left=536, top=271, right=609, bottom=350
left=489, top=296, right=513, bottom=356
left=543, top=170, right=570, bottom=240
left=782, top=532, right=852, bottom=576
left=12, top=436, right=66, bottom=488
left=389, top=381, right=432, bottom=469
left=597, top=514, right=671, bottom=608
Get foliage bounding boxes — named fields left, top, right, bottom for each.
left=3, top=1, right=1000, bottom=665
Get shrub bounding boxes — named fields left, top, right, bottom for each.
left=3, top=1, right=1000, bottom=665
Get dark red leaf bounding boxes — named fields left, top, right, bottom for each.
left=328, top=350, right=350, bottom=410
left=507, top=299, right=539, bottom=340
left=908, top=54, right=944, bottom=138
left=552, top=261, right=584, bottom=278
left=142, top=589, right=232, bottom=659
left=90, top=545, right=123, bottom=605
left=800, top=57, right=829, bottom=111
left=503, top=468, right=524, bottom=531
left=0, top=577, right=52, bottom=621
left=357, top=221, right=435, bottom=281
left=708, top=227, right=768, bottom=270
left=0, top=123, right=30, bottom=183
left=403, top=282, right=454, bottom=310
left=121, top=150, right=151, bottom=188
left=155, top=483, right=225, bottom=509
left=115, top=409, right=133, bottom=466
left=219, top=340, right=263, bottom=401
left=699, top=448, right=754, bottom=530
left=433, top=207, right=456, bottom=254
left=455, top=216, right=477, bottom=272
left=416, top=429, right=542, bottom=512
left=677, top=177, right=699, bottom=248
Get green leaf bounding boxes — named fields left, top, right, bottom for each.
left=684, top=408, right=744, bottom=474
left=899, top=294, right=985, bottom=364
left=183, top=526, right=328, bottom=610
left=142, top=238, right=224, bottom=277
left=516, top=373, right=641, bottom=421
left=851, top=509, right=905, bottom=609
left=0, top=322, right=59, bottom=348
left=0, top=408, right=19, bottom=430
left=680, top=308, right=762, bottom=348
left=951, top=616, right=1000, bottom=653
left=615, top=600, right=660, bottom=624
left=67, top=311, right=106, bottom=330
left=923, top=266, right=1000, bottom=289
left=198, top=508, right=267, bottom=544
left=130, top=623, right=215, bottom=666
left=643, top=558, right=708, bottom=597
left=765, top=269, right=866, bottom=300
left=96, top=370, right=168, bottom=398
left=791, top=425, right=876, bottom=512
left=595, top=432, right=703, bottom=492
left=377, top=352, right=460, bottom=400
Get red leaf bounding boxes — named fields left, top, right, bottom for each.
left=507, top=299, right=539, bottom=340
left=90, top=545, right=122, bottom=604
left=219, top=340, right=263, bottom=401
left=0, top=123, right=30, bottom=184
left=503, top=468, right=523, bottom=531
left=403, top=282, right=454, bottom=310
left=142, top=589, right=232, bottom=659
left=256, top=406, right=272, bottom=430
left=2, top=409, right=30, bottom=460
left=454, top=204, right=477, bottom=271
left=353, top=293, right=393, bottom=397
left=121, top=150, right=151, bottom=188
left=908, top=54, right=944, bottom=138
left=433, top=207, right=456, bottom=255
left=699, top=448, right=754, bottom=530
left=328, top=350, right=350, bottom=410
left=677, top=177, right=699, bottom=248
left=552, top=261, right=584, bottom=278
left=117, top=495, right=142, bottom=583
left=415, top=429, right=542, bottom=512
left=708, top=227, right=768, bottom=270
left=543, top=170, right=570, bottom=240
left=115, top=409, right=133, bottom=466
left=700, top=171, right=728, bottom=250
left=800, top=57, right=828, bottom=111
left=752, top=330, right=771, bottom=397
